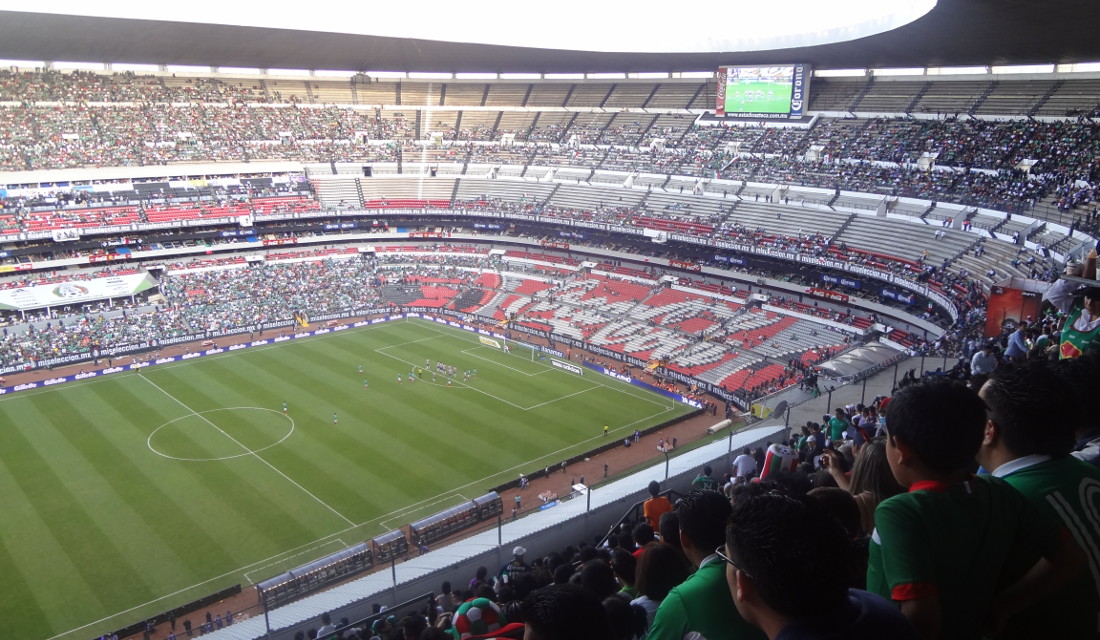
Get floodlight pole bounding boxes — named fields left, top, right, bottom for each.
left=663, top=450, right=670, bottom=481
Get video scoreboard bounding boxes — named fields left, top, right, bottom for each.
left=715, top=64, right=810, bottom=120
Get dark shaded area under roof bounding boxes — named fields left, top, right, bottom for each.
left=0, top=0, right=1097, bottom=74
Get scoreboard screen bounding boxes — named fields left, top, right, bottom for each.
left=715, top=64, right=810, bottom=119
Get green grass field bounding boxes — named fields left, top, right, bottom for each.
left=0, top=318, right=693, bottom=640
left=724, top=80, right=794, bottom=114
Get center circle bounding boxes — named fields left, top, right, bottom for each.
left=148, top=407, right=295, bottom=461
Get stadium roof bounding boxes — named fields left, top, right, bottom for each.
left=0, top=0, right=1096, bottom=74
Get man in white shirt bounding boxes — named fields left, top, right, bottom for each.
left=969, top=343, right=998, bottom=389
left=733, top=448, right=757, bottom=483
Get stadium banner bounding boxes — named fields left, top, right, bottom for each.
left=479, top=336, right=502, bottom=349
left=583, top=362, right=704, bottom=409
left=0, top=272, right=158, bottom=311
left=551, top=359, right=583, bottom=375
left=821, top=274, right=862, bottom=289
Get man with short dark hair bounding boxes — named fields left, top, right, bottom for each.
left=724, top=490, right=919, bottom=640
left=521, top=584, right=609, bottom=640
left=977, top=361, right=1100, bottom=639
left=642, top=480, right=673, bottom=531
left=691, top=465, right=720, bottom=491
left=647, top=490, right=765, bottom=640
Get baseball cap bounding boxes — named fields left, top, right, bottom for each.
left=513, top=546, right=526, bottom=556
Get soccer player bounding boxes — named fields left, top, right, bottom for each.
left=603, top=424, right=610, bottom=436
left=332, top=412, right=338, bottom=425
left=282, top=401, right=287, bottom=414
left=358, top=364, right=364, bottom=375
left=397, top=373, right=402, bottom=384
left=363, top=378, right=369, bottom=389
left=408, top=371, right=415, bottom=383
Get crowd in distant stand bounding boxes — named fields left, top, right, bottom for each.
left=1, top=70, right=1097, bottom=218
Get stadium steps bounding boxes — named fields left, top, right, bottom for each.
left=561, top=85, right=575, bottom=107
left=1028, top=79, right=1065, bottom=116
left=831, top=212, right=857, bottom=237
left=599, top=84, right=616, bottom=108
left=968, top=81, right=997, bottom=115
left=686, top=83, right=707, bottom=110
left=905, top=81, right=933, bottom=114
left=847, top=76, right=875, bottom=111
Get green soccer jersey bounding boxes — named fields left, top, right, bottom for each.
left=828, top=416, right=848, bottom=441
left=646, top=559, right=765, bottom=640
left=994, top=455, right=1100, bottom=639
left=867, top=475, right=1058, bottom=640
left=1060, top=301, right=1100, bottom=359
left=691, top=474, right=720, bottom=491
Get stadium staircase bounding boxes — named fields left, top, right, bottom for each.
left=641, top=84, right=661, bottom=109
left=848, top=76, right=875, bottom=112
left=968, top=81, right=998, bottom=115
left=561, top=85, right=575, bottom=107
left=905, top=82, right=933, bottom=114
left=686, top=83, right=707, bottom=110
left=832, top=214, right=857, bottom=239
left=1028, top=80, right=1065, bottom=116
left=599, top=84, right=616, bottom=108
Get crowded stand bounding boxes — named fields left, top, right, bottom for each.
left=3, top=64, right=1100, bottom=640
left=0, top=70, right=1096, bottom=223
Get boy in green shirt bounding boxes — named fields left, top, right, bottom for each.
left=868, top=379, right=1080, bottom=639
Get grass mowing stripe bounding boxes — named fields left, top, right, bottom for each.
left=138, top=373, right=357, bottom=528
left=1, top=398, right=139, bottom=614
left=0, top=411, right=86, bottom=632
left=3, top=317, right=695, bottom=640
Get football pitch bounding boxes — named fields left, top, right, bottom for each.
left=0, top=318, right=694, bottom=640
left=724, top=80, right=794, bottom=114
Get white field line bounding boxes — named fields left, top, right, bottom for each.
left=137, top=373, right=356, bottom=527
